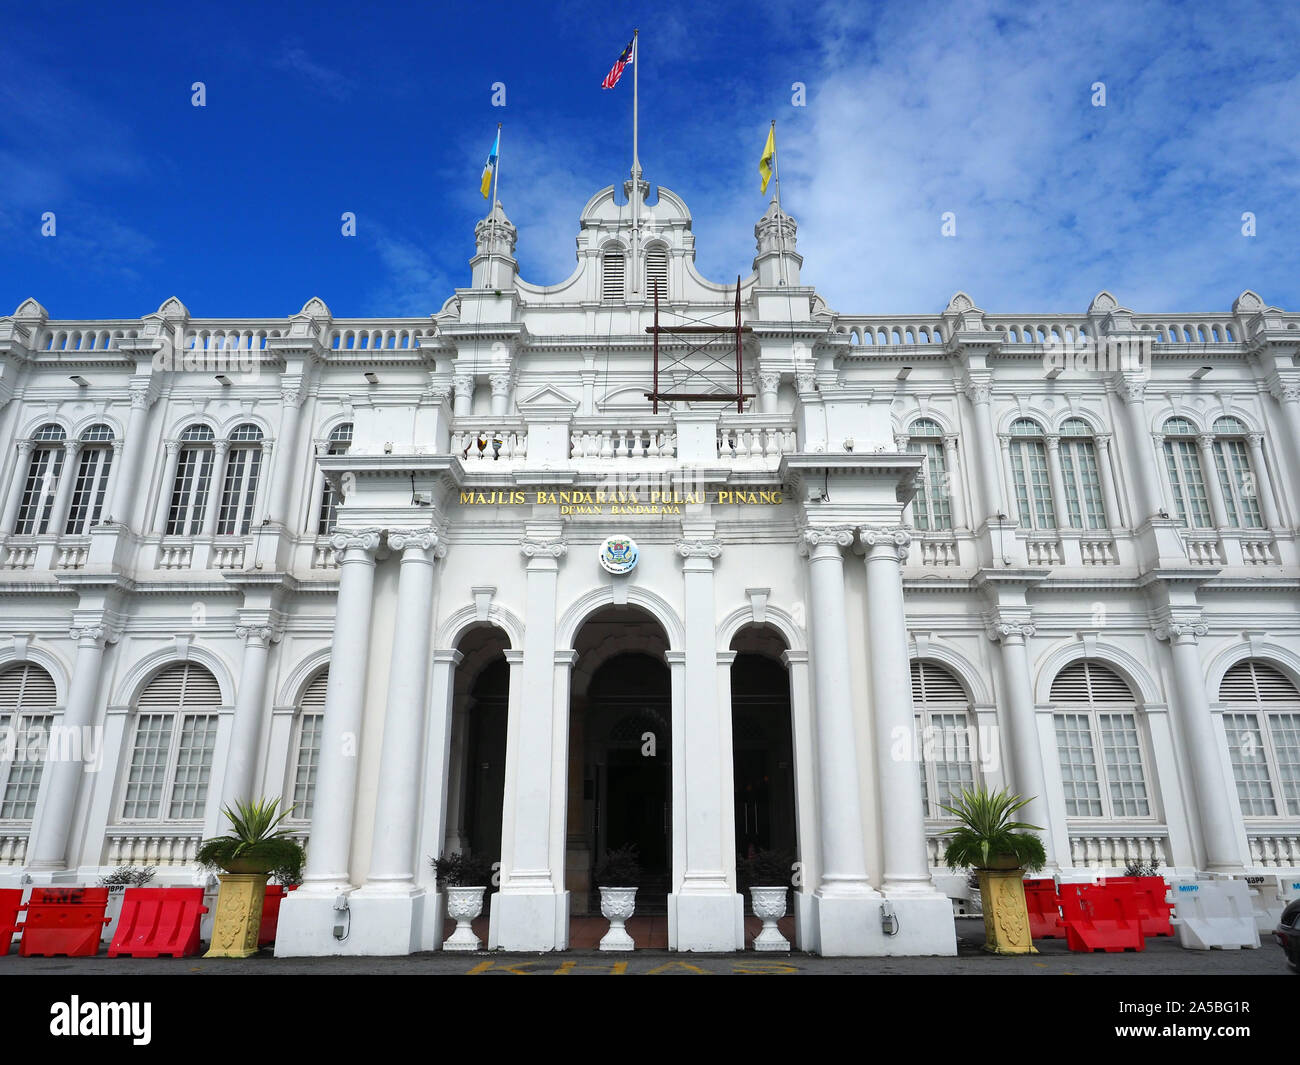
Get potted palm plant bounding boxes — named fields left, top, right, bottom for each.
left=432, top=852, right=496, bottom=951
left=197, top=798, right=305, bottom=958
left=940, top=786, right=1046, bottom=955
left=593, top=844, right=641, bottom=952
left=738, top=848, right=795, bottom=951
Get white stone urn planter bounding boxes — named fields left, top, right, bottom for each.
left=443, top=886, right=486, bottom=951
left=749, top=887, right=791, bottom=951
left=598, top=887, right=638, bottom=951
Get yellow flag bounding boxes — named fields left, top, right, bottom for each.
left=759, top=124, right=776, bottom=194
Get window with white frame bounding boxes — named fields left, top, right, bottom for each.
left=315, top=423, right=354, bottom=535
left=14, top=423, right=67, bottom=535
left=645, top=244, right=668, bottom=300
left=215, top=423, right=263, bottom=536
left=166, top=425, right=216, bottom=536
left=912, top=660, right=977, bottom=817
left=601, top=244, right=626, bottom=301
left=1210, top=417, right=1263, bottom=529
left=1058, top=418, right=1107, bottom=529
left=1008, top=418, right=1056, bottom=529
left=1220, top=660, right=1300, bottom=818
left=1051, top=661, right=1152, bottom=819
left=64, top=423, right=115, bottom=534
left=0, top=663, right=57, bottom=821
left=120, top=663, right=221, bottom=821
left=1161, top=417, right=1211, bottom=528
left=907, top=419, right=952, bottom=532
left=289, top=670, right=327, bottom=820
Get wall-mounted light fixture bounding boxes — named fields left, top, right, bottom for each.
left=69, top=375, right=89, bottom=387
left=364, top=371, right=379, bottom=384
left=1191, top=366, right=1212, bottom=379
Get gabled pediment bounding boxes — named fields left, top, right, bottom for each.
left=517, top=383, right=579, bottom=412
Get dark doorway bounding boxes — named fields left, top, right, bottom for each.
left=731, top=651, right=797, bottom=867
left=462, top=656, right=508, bottom=862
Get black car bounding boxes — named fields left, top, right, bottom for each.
left=1276, top=899, right=1300, bottom=974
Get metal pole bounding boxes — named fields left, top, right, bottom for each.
left=771, top=119, right=788, bottom=287
left=631, top=28, right=640, bottom=295
left=735, top=277, right=743, bottom=414
left=652, top=277, right=659, bottom=414
left=486, top=122, right=502, bottom=290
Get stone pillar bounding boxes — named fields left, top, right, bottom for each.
left=671, top=532, right=743, bottom=951
left=306, top=442, right=329, bottom=535
left=1093, top=433, right=1123, bottom=527
left=758, top=370, right=780, bottom=415
left=1244, top=433, right=1282, bottom=529
left=1154, top=619, right=1245, bottom=871
left=27, top=624, right=113, bottom=870
left=267, top=386, right=304, bottom=526
left=1195, top=434, right=1230, bottom=528
left=108, top=387, right=150, bottom=527
left=490, top=532, right=568, bottom=951
left=1269, top=380, right=1300, bottom=470
left=452, top=374, right=474, bottom=418
left=998, top=434, right=1017, bottom=520
left=1116, top=379, right=1164, bottom=522
left=100, top=441, right=124, bottom=526
left=942, top=433, right=968, bottom=530
left=489, top=373, right=511, bottom=418
left=1044, top=436, right=1068, bottom=527
left=200, top=440, right=230, bottom=537
left=416, top=648, right=464, bottom=951
left=48, top=441, right=80, bottom=535
left=0, top=441, right=32, bottom=534
left=986, top=620, right=1056, bottom=865
left=220, top=622, right=277, bottom=808
left=153, top=441, right=180, bottom=533
left=964, top=381, right=1005, bottom=522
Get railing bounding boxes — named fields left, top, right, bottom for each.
left=104, top=827, right=203, bottom=867
left=328, top=323, right=436, bottom=351
left=987, top=317, right=1091, bottom=347
left=0, top=830, right=29, bottom=865
left=1182, top=531, right=1224, bottom=566
left=54, top=538, right=90, bottom=569
left=41, top=327, right=139, bottom=352
left=184, top=329, right=274, bottom=351
left=836, top=317, right=946, bottom=347
left=1246, top=831, right=1300, bottom=868
left=1239, top=536, right=1277, bottom=565
left=1024, top=533, right=1063, bottom=567
left=1134, top=317, right=1240, bottom=344
left=1067, top=830, right=1169, bottom=870
left=1079, top=536, right=1118, bottom=566
left=156, top=541, right=193, bottom=570
left=452, top=427, right=528, bottom=463
left=1, top=544, right=36, bottom=570
left=311, top=537, right=339, bottom=569
left=211, top=542, right=246, bottom=570
left=570, top=424, right=675, bottom=462
left=716, top=423, right=797, bottom=466
left=912, top=532, right=960, bottom=567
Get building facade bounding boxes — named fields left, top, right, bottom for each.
left=1, top=177, right=1299, bottom=957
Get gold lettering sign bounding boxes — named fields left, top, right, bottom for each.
left=458, top=489, right=783, bottom=512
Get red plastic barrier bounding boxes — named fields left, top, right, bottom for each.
left=19, top=887, right=111, bottom=957
left=108, top=887, right=208, bottom=958
left=258, top=884, right=298, bottom=947
left=1023, top=878, right=1065, bottom=939
left=1106, top=876, right=1174, bottom=937
left=1059, top=882, right=1145, bottom=953
left=0, top=888, right=22, bottom=956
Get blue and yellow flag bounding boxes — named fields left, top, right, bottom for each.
left=759, top=123, right=776, bottom=195
left=480, top=127, right=500, bottom=199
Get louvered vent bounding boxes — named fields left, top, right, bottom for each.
left=1220, top=660, right=1300, bottom=703
left=138, top=663, right=221, bottom=707
left=1050, top=660, right=1132, bottom=703
left=0, top=664, right=57, bottom=709
left=301, top=670, right=329, bottom=707
left=911, top=660, right=966, bottom=703
left=646, top=246, right=668, bottom=300
left=602, top=248, right=625, bottom=301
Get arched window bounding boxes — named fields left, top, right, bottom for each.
left=289, top=671, right=327, bottom=820
left=215, top=423, right=263, bottom=536
left=1058, top=418, right=1106, bottom=529
left=0, top=663, right=57, bottom=820
left=15, top=424, right=67, bottom=535
left=1008, top=419, right=1056, bottom=529
left=907, top=419, right=951, bottom=531
left=645, top=244, right=668, bottom=300
left=64, top=424, right=115, bottom=534
left=316, top=423, right=354, bottom=534
left=121, top=663, right=221, bottom=821
left=1051, top=661, right=1151, bottom=819
left=911, top=661, right=977, bottom=817
left=1161, top=417, right=1211, bottom=528
left=1219, top=660, right=1300, bottom=818
left=166, top=425, right=216, bottom=536
left=1210, top=417, right=1262, bottom=529
left=601, top=244, right=626, bottom=301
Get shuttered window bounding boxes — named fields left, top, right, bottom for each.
left=0, top=664, right=58, bottom=821
left=645, top=245, right=668, bottom=300
left=290, top=671, right=328, bottom=820
left=911, top=661, right=977, bottom=817
left=601, top=246, right=625, bottom=301
left=1051, top=661, right=1151, bottom=819
left=121, top=663, right=221, bottom=821
left=1220, top=660, right=1300, bottom=817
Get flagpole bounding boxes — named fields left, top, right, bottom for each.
left=631, top=28, right=640, bottom=294
left=488, top=122, right=501, bottom=289
left=770, top=118, right=788, bottom=287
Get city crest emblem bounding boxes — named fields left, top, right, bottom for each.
left=598, top=535, right=639, bottom=575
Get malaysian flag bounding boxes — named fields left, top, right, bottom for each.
left=601, top=35, right=635, bottom=89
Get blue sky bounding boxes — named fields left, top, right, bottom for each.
left=3, top=0, right=1299, bottom=321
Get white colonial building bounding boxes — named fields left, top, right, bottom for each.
left=1, top=175, right=1298, bottom=957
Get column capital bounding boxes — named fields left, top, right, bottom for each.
left=758, top=370, right=781, bottom=393
left=329, top=528, right=382, bottom=557
left=1195, top=432, right=1216, bottom=452
left=963, top=380, right=992, bottom=405
left=234, top=623, right=279, bottom=647
left=986, top=618, right=1035, bottom=643
left=942, top=433, right=959, bottom=450
left=69, top=623, right=117, bottom=647
left=388, top=527, right=445, bottom=558
left=281, top=386, right=304, bottom=409
left=15, top=439, right=33, bottom=457
left=996, top=432, right=1012, bottom=446
left=798, top=525, right=854, bottom=556
left=489, top=371, right=512, bottom=396
left=1245, top=431, right=1266, bottom=448
left=452, top=372, right=474, bottom=394
left=795, top=368, right=817, bottom=394
left=1269, top=379, right=1300, bottom=404
left=675, top=537, right=722, bottom=560
left=212, top=438, right=231, bottom=456
left=859, top=524, right=912, bottom=560
left=1153, top=617, right=1208, bottom=643
left=1044, top=434, right=1061, bottom=451
left=62, top=439, right=80, bottom=456
left=1093, top=432, right=1112, bottom=450
left=520, top=536, right=567, bottom=560
left=109, top=439, right=125, bottom=454
left=554, top=649, right=579, bottom=667
left=128, top=386, right=152, bottom=410
left=1114, top=377, right=1147, bottom=403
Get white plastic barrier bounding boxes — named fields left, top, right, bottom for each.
left=1236, top=875, right=1287, bottom=933
left=1281, top=876, right=1300, bottom=902
left=1169, top=878, right=1260, bottom=950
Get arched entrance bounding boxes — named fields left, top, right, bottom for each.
left=566, top=606, right=672, bottom=916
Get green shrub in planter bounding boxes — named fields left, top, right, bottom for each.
left=593, top=844, right=641, bottom=889
left=738, top=849, right=796, bottom=891
left=430, top=852, right=498, bottom=891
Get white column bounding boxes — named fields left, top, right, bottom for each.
left=1196, top=434, right=1231, bottom=528
left=1044, top=436, right=1068, bottom=527
left=306, top=442, right=329, bottom=534
left=1155, top=619, right=1245, bottom=871
left=47, top=441, right=80, bottom=535
left=452, top=374, right=474, bottom=418
left=998, top=434, right=1017, bottom=520
left=200, top=440, right=230, bottom=537
left=781, top=648, right=821, bottom=950
left=1093, top=433, right=1123, bottom=527
left=28, top=624, right=112, bottom=870
left=491, top=532, right=567, bottom=951
left=964, top=381, right=1005, bottom=521
left=107, top=388, right=150, bottom=527
left=672, top=533, right=742, bottom=951
left=942, top=433, right=968, bottom=530
left=861, top=526, right=936, bottom=895
left=443, top=702, right=469, bottom=853
left=153, top=441, right=180, bottom=533
left=801, top=527, right=877, bottom=906
left=267, top=386, right=304, bottom=526
left=489, top=373, right=511, bottom=418
left=758, top=370, right=780, bottom=415
left=1116, top=379, right=1163, bottom=522
left=986, top=620, right=1057, bottom=866
left=1244, top=432, right=1282, bottom=529
left=99, top=441, right=124, bottom=526
left=298, top=530, right=380, bottom=890
left=0, top=441, right=32, bottom=534
left=1270, top=381, right=1300, bottom=472
left=220, top=622, right=276, bottom=807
